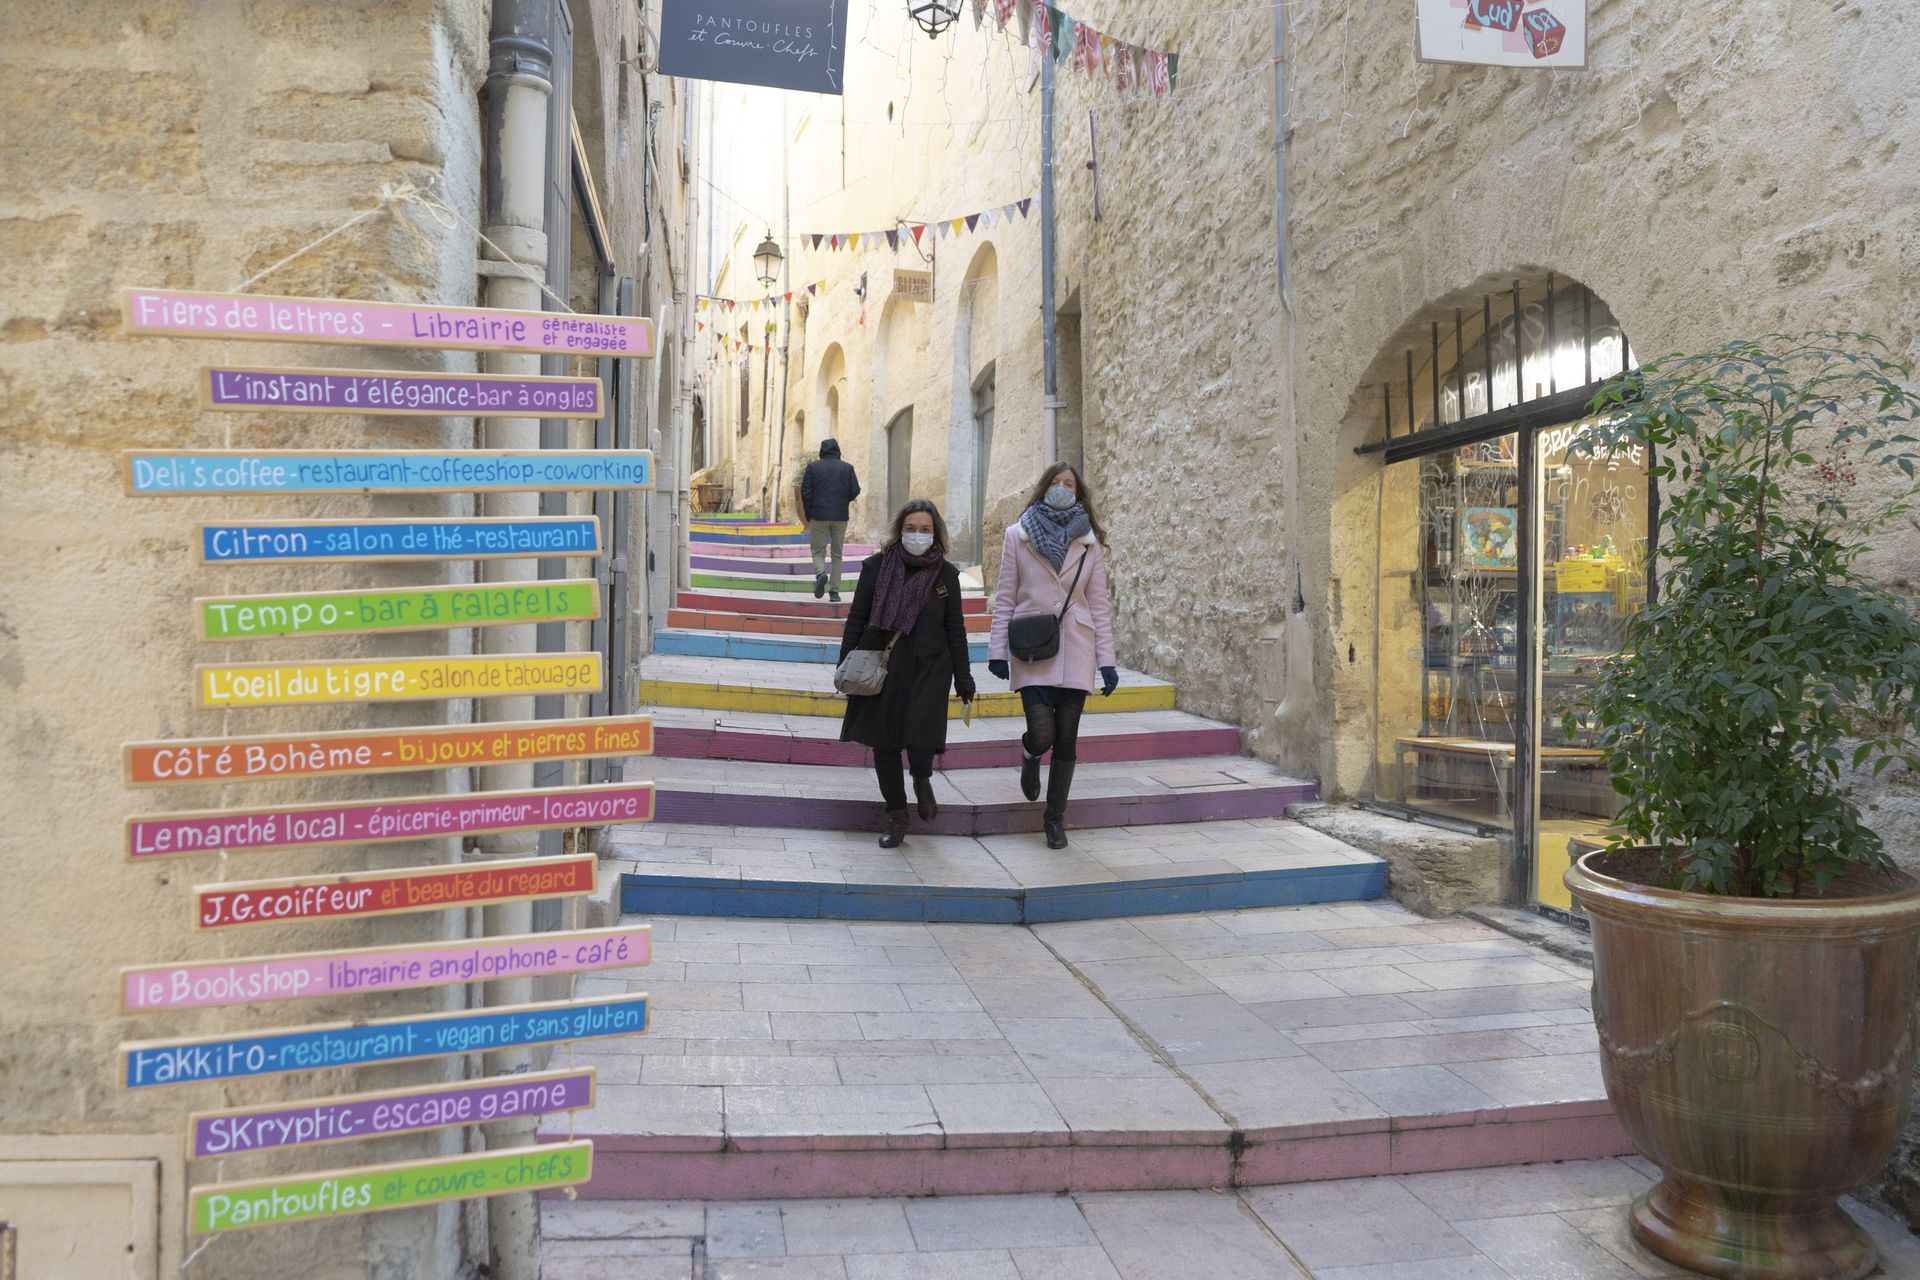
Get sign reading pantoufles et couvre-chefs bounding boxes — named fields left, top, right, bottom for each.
left=657, top=0, right=847, bottom=95
left=118, top=283, right=658, bottom=1234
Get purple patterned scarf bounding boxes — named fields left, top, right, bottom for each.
left=868, top=542, right=946, bottom=636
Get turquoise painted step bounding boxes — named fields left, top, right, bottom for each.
left=654, top=629, right=991, bottom=664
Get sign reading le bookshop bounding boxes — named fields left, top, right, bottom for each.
left=658, top=0, right=847, bottom=95
left=1415, top=0, right=1586, bottom=69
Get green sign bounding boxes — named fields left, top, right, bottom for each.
left=190, top=1139, right=592, bottom=1233
left=196, top=579, right=599, bottom=640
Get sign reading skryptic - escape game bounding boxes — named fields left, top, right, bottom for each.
left=124, top=449, right=652, bottom=495
left=200, top=365, right=604, bottom=417
left=122, top=994, right=648, bottom=1087
left=657, top=0, right=847, bottom=95
left=197, top=516, right=602, bottom=564
left=194, top=579, right=600, bottom=640
left=125, top=287, right=654, bottom=356
left=189, top=1141, right=594, bottom=1234
left=1414, top=0, right=1586, bottom=68
left=196, top=653, right=600, bottom=707
left=188, top=1068, right=596, bottom=1158
left=193, top=854, right=599, bottom=929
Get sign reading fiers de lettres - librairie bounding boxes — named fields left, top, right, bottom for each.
left=657, top=0, right=847, bottom=95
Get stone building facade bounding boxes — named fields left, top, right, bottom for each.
left=0, top=1, right=695, bottom=1273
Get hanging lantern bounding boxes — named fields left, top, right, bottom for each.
left=753, top=230, right=783, bottom=288
left=908, top=0, right=961, bottom=38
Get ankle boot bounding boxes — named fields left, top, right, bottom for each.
left=1043, top=761, right=1076, bottom=849
left=879, top=809, right=909, bottom=848
left=1020, top=751, right=1043, bottom=802
left=913, top=775, right=938, bottom=822
left=813, top=572, right=828, bottom=598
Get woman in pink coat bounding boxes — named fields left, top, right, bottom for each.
left=987, top=462, right=1120, bottom=848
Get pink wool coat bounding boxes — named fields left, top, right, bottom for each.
left=988, top=524, right=1116, bottom=692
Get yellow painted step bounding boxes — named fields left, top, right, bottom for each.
left=636, top=679, right=1176, bottom=719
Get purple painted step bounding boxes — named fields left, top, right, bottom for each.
left=697, top=543, right=882, bottom=560
left=690, top=554, right=845, bottom=575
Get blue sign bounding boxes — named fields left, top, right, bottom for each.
left=122, top=995, right=647, bottom=1088
left=124, top=450, right=652, bottom=496
left=197, top=517, right=602, bottom=564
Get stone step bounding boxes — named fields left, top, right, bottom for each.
left=693, top=542, right=885, bottom=561
left=635, top=755, right=1319, bottom=835
left=649, top=706, right=1240, bottom=768
left=667, top=608, right=992, bottom=637
left=653, top=629, right=995, bottom=665
left=611, top=815, right=1384, bottom=923
left=541, top=902, right=1621, bottom=1200
left=676, top=590, right=989, bottom=618
left=638, top=655, right=1175, bottom=719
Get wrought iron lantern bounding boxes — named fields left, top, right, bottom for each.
left=753, top=230, right=783, bottom=288
left=908, top=0, right=962, bottom=39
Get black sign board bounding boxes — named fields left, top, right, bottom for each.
left=657, top=0, right=847, bottom=96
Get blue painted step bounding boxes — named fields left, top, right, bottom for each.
left=654, top=629, right=992, bottom=664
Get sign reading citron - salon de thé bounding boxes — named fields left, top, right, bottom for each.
left=196, top=580, right=598, bottom=640
left=190, top=1140, right=593, bottom=1234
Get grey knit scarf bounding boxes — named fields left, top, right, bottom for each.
left=1020, top=501, right=1091, bottom=571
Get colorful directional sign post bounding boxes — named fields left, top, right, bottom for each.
left=201, top=366, right=604, bottom=417
left=195, top=579, right=600, bottom=640
left=195, top=653, right=602, bottom=707
left=195, top=516, right=602, bottom=565
left=125, top=449, right=652, bottom=496
left=193, top=854, right=599, bottom=929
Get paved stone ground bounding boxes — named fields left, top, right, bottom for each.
left=541, top=1155, right=1920, bottom=1279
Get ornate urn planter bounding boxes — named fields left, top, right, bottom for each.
left=1568, top=851, right=1920, bottom=1279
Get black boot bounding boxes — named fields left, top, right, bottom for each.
left=879, top=809, right=909, bottom=848
left=813, top=572, right=828, bottom=598
left=913, top=775, right=939, bottom=822
left=1043, top=761, right=1076, bottom=849
left=1020, top=751, right=1043, bottom=802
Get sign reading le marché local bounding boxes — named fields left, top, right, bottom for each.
left=658, top=0, right=847, bottom=95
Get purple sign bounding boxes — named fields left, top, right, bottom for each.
left=201, top=366, right=602, bottom=418
left=188, top=1068, right=595, bottom=1157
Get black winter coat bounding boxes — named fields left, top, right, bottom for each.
left=801, top=443, right=861, bottom=522
left=839, top=554, right=976, bottom=753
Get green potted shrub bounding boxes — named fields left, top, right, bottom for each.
left=1565, top=334, right=1920, bottom=1280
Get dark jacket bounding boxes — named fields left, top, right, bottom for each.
left=839, top=553, right=975, bottom=753
left=801, top=439, right=861, bottom=522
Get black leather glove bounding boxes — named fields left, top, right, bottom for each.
left=1100, top=666, right=1120, bottom=696
left=988, top=659, right=1010, bottom=681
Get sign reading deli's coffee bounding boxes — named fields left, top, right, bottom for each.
left=657, top=0, right=847, bottom=95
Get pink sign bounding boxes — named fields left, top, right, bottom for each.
left=123, top=926, right=650, bottom=1010
left=123, top=287, right=653, bottom=358
left=126, top=782, right=655, bottom=859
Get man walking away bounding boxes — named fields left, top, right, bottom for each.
left=801, top=438, right=860, bottom=602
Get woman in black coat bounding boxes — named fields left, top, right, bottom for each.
left=839, top=499, right=976, bottom=848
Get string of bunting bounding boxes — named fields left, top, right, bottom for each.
left=803, top=197, right=1034, bottom=253
left=695, top=280, right=830, bottom=312
left=973, top=0, right=1178, bottom=97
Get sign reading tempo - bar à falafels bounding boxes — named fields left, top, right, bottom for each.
left=127, top=782, right=655, bottom=859
left=125, top=287, right=653, bottom=357
left=195, top=579, right=599, bottom=640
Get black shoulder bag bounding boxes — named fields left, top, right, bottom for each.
left=1007, top=548, right=1088, bottom=662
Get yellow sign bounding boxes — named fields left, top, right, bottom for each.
left=1556, top=560, right=1610, bottom=593
left=196, top=654, right=601, bottom=707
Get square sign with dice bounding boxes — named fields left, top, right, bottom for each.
left=1415, top=0, right=1588, bottom=68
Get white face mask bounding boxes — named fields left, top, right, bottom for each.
left=1044, top=484, right=1076, bottom=510
left=901, top=531, right=935, bottom=556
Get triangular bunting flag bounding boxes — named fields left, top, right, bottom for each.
left=1015, top=0, right=1031, bottom=46
left=848, top=232, right=861, bottom=251
left=784, top=292, right=792, bottom=303
left=886, top=229, right=900, bottom=250
left=910, top=223, right=926, bottom=247
left=1167, top=52, right=1179, bottom=95
left=965, top=213, right=981, bottom=232
left=808, top=283, right=819, bottom=295
left=1019, top=197, right=1033, bottom=218
left=971, top=0, right=986, bottom=27
left=811, top=233, right=823, bottom=249
left=995, top=0, right=1015, bottom=32
left=951, top=217, right=965, bottom=235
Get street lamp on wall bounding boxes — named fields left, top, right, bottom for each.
left=753, top=230, right=783, bottom=288
left=908, top=0, right=961, bottom=38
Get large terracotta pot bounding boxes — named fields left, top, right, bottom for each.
left=1567, top=851, right=1920, bottom=1280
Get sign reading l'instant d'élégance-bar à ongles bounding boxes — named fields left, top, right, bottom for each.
left=657, top=0, right=847, bottom=95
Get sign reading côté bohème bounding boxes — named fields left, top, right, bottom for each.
left=125, top=449, right=652, bottom=496
left=125, top=287, right=653, bottom=357
left=201, top=365, right=602, bottom=417
left=195, top=579, right=599, bottom=640
left=194, top=853, right=599, bottom=929
left=197, top=516, right=601, bottom=564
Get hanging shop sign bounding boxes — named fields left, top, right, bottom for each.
left=189, top=1067, right=595, bottom=1158
left=127, top=717, right=653, bottom=786
left=122, top=993, right=649, bottom=1088
left=196, top=653, right=601, bottom=708
left=200, top=366, right=603, bottom=418
left=197, top=516, right=602, bottom=565
left=125, top=287, right=654, bottom=357
left=1414, top=0, right=1587, bottom=68
left=194, top=854, right=597, bottom=929
left=656, top=0, right=847, bottom=95
left=124, top=925, right=650, bottom=1010
left=126, top=782, right=656, bottom=860
left=124, top=449, right=652, bottom=496
left=194, top=579, right=600, bottom=641
left=189, top=1140, right=594, bottom=1234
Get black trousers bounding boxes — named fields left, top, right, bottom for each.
left=874, top=746, right=936, bottom=812
left=1020, top=687, right=1088, bottom=763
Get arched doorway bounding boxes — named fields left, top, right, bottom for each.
left=886, top=407, right=913, bottom=517
left=1341, top=272, right=1642, bottom=916
left=949, top=243, right=998, bottom=564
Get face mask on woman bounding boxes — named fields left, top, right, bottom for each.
left=1044, top=484, right=1076, bottom=511
left=901, top=531, right=935, bottom=556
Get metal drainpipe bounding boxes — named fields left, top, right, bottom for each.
left=477, top=3, right=553, bottom=1276
left=1040, top=42, right=1059, bottom=465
